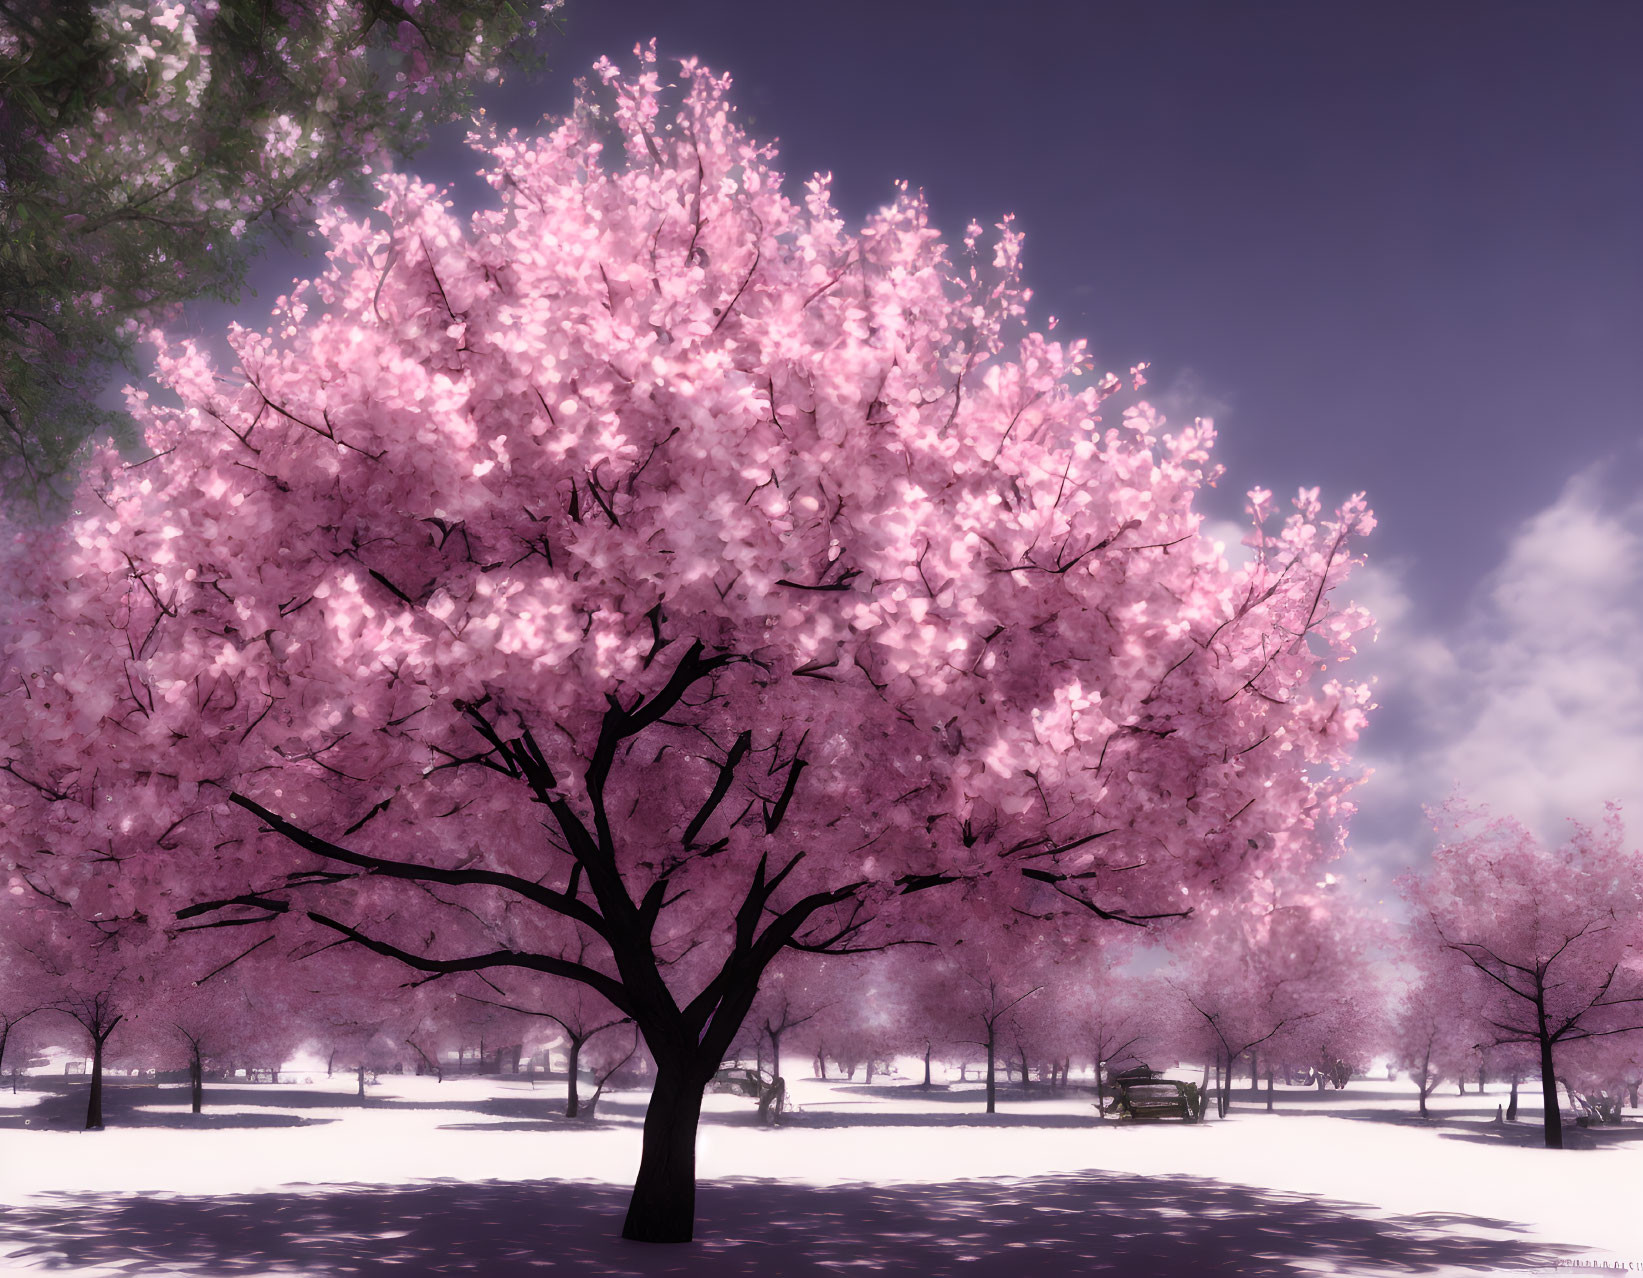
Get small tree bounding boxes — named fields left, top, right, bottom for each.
left=1390, top=976, right=1483, bottom=1119
left=1401, top=800, right=1643, bottom=1149
left=1163, top=889, right=1365, bottom=1118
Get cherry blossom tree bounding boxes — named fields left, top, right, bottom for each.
left=1401, top=799, right=1643, bottom=1149
left=0, top=891, right=50, bottom=1086
left=1162, top=886, right=1370, bottom=1117
left=0, top=48, right=1376, bottom=1242
left=828, top=946, right=970, bottom=1088
left=1560, top=1032, right=1643, bottom=1126
left=1388, top=973, right=1484, bottom=1119
left=121, top=929, right=302, bottom=1112
left=893, top=946, right=966, bottom=1084
left=2, top=895, right=150, bottom=1128
left=1262, top=904, right=1387, bottom=1105
left=936, top=937, right=1047, bottom=1114
left=0, top=0, right=566, bottom=505
left=1060, top=959, right=1167, bottom=1114
left=461, top=970, right=629, bottom=1118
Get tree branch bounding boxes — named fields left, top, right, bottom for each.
left=228, top=793, right=609, bottom=939
left=306, top=912, right=633, bottom=1014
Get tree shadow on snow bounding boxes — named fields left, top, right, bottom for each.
left=1435, top=1120, right=1643, bottom=1151
left=0, top=1084, right=332, bottom=1131
left=2, top=1081, right=641, bottom=1125
left=1250, top=1099, right=1643, bottom=1151
left=772, top=1110, right=1105, bottom=1129
left=0, top=1171, right=1591, bottom=1277
left=826, top=1082, right=1093, bottom=1102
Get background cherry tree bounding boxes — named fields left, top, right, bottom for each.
left=0, top=47, right=1376, bottom=1243
left=1160, top=883, right=1373, bottom=1116
left=1400, top=799, right=1643, bottom=1149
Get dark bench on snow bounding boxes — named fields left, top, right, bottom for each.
left=708, top=1065, right=788, bottom=1123
left=1103, top=1066, right=1204, bottom=1122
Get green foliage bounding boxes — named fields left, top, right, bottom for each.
left=0, top=0, right=564, bottom=512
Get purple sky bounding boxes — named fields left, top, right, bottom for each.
left=104, top=0, right=1643, bottom=904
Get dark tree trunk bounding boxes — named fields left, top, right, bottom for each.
left=817, top=1053, right=827, bottom=1080
left=1419, top=1079, right=1431, bottom=1118
left=422, top=1049, right=443, bottom=1083
left=86, top=1035, right=106, bottom=1130
left=1316, top=1070, right=1327, bottom=1092
left=864, top=1057, right=875, bottom=1084
left=985, top=1028, right=997, bottom=1114
left=565, top=1036, right=583, bottom=1120
left=327, top=1050, right=335, bottom=1078
left=356, top=1062, right=366, bottom=1100
left=190, top=1050, right=203, bottom=1114
left=922, top=1042, right=932, bottom=1088
left=1508, top=1076, right=1520, bottom=1121
left=621, top=1065, right=706, bottom=1244
left=1477, top=1064, right=1486, bottom=1092
left=1539, top=1033, right=1561, bottom=1149
left=1251, top=1051, right=1260, bottom=1097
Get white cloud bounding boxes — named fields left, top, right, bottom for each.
left=1199, top=516, right=1256, bottom=571
left=1337, top=463, right=1643, bottom=899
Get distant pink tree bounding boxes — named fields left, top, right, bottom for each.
left=863, top=947, right=975, bottom=1088
left=0, top=891, right=50, bottom=1087
left=0, top=50, right=1376, bottom=1243
left=3, top=895, right=148, bottom=1128
left=1401, top=800, right=1643, bottom=1148
left=933, top=933, right=1056, bottom=1114
left=462, top=970, right=630, bottom=1118
left=1059, top=961, right=1169, bottom=1114
left=1389, top=974, right=1484, bottom=1118
left=1263, top=902, right=1387, bottom=1104
left=1559, top=1031, right=1643, bottom=1125
left=1162, top=887, right=1370, bottom=1117
left=123, top=958, right=289, bottom=1113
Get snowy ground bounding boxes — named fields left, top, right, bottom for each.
left=0, top=1069, right=1638, bottom=1275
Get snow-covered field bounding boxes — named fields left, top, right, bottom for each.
left=0, top=1070, right=1638, bottom=1275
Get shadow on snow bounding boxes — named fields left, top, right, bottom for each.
left=0, top=1171, right=1588, bottom=1277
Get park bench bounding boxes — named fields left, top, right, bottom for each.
left=1114, top=1080, right=1202, bottom=1121
left=708, top=1066, right=766, bottom=1099
left=708, top=1065, right=788, bottom=1123
left=1101, top=1066, right=1204, bottom=1122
